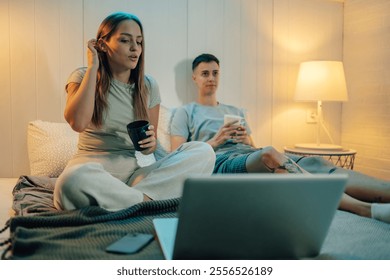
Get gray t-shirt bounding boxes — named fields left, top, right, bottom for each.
left=170, top=102, right=252, bottom=153
left=66, top=67, right=161, bottom=154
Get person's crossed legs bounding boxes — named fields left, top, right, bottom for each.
left=288, top=154, right=390, bottom=223
left=246, top=146, right=307, bottom=174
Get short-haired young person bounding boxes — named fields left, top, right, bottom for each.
left=170, top=53, right=390, bottom=223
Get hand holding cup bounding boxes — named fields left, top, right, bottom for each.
left=126, top=120, right=151, bottom=151
left=224, top=114, right=244, bottom=126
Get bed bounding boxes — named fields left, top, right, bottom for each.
left=1, top=106, right=390, bottom=260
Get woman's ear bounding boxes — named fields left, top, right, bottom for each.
left=97, top=38, right=107, bottom=52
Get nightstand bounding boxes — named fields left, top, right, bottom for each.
left=284, top=146, right=356, bottom=170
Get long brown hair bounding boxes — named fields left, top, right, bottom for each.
left=93, top=12, right=149, bottom=127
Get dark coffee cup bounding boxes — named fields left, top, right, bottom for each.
left=126, top=120, right=150, bottom=151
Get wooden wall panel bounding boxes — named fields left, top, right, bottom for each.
left=187, top=0, right=224, bottom=104
left=255, top=0, right=274, bottom=146
left=10, top=0, right=36, bottom=176
left=204, top=0, right=225, bottom=60
left=240, top=0, right=259, bottom=146
left=187, top=0, right=208, bottom=60
left=140, top=0, right=188, bottom=107
left=0, top=0, right=13, bottom=176
left=59, top=0, right=84, bottom=118
left=36, top=0, right=61, bottom=122
left=272, top=0, right=291, bottom=151
left=343, top=0, right=390, bottom=179
left=222, top=0, right=241, bottom=108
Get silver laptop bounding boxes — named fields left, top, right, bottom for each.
left=153, top=173, right=347, bottom=260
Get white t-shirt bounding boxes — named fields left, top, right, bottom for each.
left=170, top=102, right=252, bottom=153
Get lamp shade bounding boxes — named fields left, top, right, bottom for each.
left=294, top=61, right=348, bottom=102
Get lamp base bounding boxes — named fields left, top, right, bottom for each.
left=294, top=143, right=343, bottom=151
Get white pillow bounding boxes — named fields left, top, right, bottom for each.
left=27, top=120, right=78, bottom=177
left=157, top=104, right=173, bottom=152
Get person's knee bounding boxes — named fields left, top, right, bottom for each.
left=182, top=141, right=215, bottom=157
left=180, top=141, right=216, bottom=170
left=258, top=146, right=285, bottom=165
left=246, top=146, right=286, bottom=173
left=261, top=146, right=281, bottom=156
left=297, top=156, right=333, bottom=173
left=54, top=163, right=101, bottom=210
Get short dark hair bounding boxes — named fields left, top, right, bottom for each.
left=192, top=53, right=220, bottom=71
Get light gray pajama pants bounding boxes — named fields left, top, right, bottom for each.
left=53, top=141, right=215, bottom=211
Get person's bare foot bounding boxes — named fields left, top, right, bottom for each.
left=372, top=203, right=390, bottom=223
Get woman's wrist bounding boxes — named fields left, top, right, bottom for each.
left=87, top=64, right=99, bottom=72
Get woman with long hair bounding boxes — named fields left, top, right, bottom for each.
left=54, top=12, right=215, bottom=211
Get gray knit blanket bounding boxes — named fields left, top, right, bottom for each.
left=2, top=176, right=178, bottom=260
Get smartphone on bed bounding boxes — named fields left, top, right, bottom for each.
left=106, top=232, right=154, bottom=254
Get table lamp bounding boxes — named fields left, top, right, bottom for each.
left=294, top=60, right=348, bottom=150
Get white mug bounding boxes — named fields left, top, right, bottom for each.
left=224, top=114, right=244, bottom=125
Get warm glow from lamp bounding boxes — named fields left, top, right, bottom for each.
left=294, top=60, right=348, bottom=150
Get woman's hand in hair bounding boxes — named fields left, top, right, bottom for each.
left=87, top=39, right=99, bottom=70
left=139, top=125, right=157, bottom=155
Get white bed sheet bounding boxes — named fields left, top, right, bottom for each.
left=0, top=178, right=17, bottom=242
